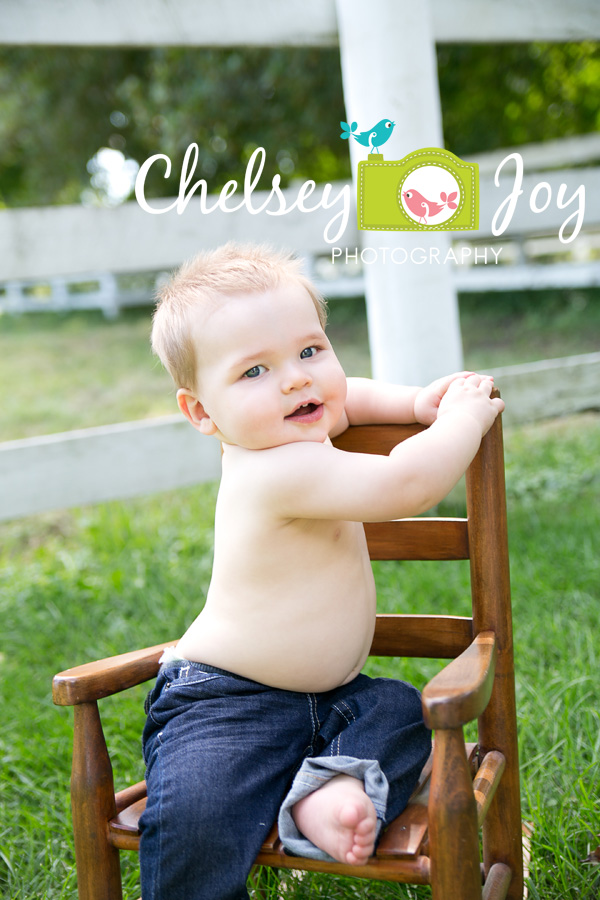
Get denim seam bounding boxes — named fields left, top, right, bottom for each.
left=332, top=701, right=356, bottom=725
left=340, top=700, right=356, bottom=722
left=165, top=673, right=223, bottom=689
left=331, top=700, right=357, bottom=756
left=155, top=743, right=163, bottom=900
left=306, top=693, right=319, bottom=750
left=295, top=772, right=328, bottom=788
left=313, top=694, right=321, bottom=733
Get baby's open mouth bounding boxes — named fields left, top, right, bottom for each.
left=286, top=402, right=322, bottom=420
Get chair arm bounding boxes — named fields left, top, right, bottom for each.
left=421, top=631, right=496, bottom=730
left=52, top=640, right=177, bottom=707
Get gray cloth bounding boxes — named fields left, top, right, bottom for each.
left=277, top=755, right=389, bottom=861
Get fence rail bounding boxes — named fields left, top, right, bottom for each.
left=2, top=149, right=600, bottom=316
left=1, top=352, right=598, bottom=523
left=6, top=0, right=339, bottom=47
left=1, top=0, right=599, bottom=45
left=0, top=416, right=222, bottom=522
left=3, top=251, right=600, bottom=318
left=1, top=163, right=599, bottom=285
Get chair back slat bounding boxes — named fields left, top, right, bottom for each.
left=333, top=422, right=474, bottom=661
left=365, top=518, right=469, bottom=560
left=370, top=615, right=473, bottom=658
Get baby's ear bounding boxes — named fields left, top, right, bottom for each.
left=176, top=389, right=218, bottom=436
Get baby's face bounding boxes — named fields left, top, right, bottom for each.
left=192, top=283, right=347, bottom=449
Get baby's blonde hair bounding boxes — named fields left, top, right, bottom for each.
left=151, top=243, right=328, bottom=390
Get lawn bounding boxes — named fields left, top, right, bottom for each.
left=0, top=293, right=599, bottom=898
left=0, top=288, right=599, bottom=441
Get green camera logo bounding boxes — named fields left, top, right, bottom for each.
left=357, top=147, right=479, bottom=232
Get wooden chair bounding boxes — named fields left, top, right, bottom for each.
left=53, top=406, right=523, bottom=900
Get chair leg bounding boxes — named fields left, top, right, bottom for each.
left=71, top=702, right=123, bottom=900
left=479, top=707, right=523, bottom=899
left=468, top=416, right=523, bottom=899
left=429, top=728, right=482, bottom=900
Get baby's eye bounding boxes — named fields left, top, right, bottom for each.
left=243, top=365, right=266, bottom=379
left=300, top=347, right=318, bottom=359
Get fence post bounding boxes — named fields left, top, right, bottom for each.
left=335, top=0, right=464, bottom=385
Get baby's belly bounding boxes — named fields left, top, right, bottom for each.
left=176, top=582, right=377, bottom=693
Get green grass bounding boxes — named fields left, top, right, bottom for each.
left=0, top=287, right=598, bottom=441
left=459, top=288, right=600, bottom=370
left=0, top=308, right=174, bottom=442
left=0, top=299, right=371, bottom=443
left=1, top=412, right=599, bottom=899
left=0, top=294, right=598, bottom=896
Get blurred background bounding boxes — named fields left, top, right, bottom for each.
left=0, top=40, right=599, bottom=442
left=1, top=11, right=599, bottom=899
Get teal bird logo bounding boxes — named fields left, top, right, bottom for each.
left=340, top=118, right=395, bottom=154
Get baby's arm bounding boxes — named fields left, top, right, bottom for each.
left=262, top=375, right=504, bottom=523
left=332, top=372, right=479, bottom=436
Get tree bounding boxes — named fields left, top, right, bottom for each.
left=0, top=42, right=598, bottom=208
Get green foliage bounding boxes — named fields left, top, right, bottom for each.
left=438, top=42, right=600, bottom=155
left=0, top=48, right=148, bottom=207
left=0, top=42, right=598, bottom=207
left=0, top=45, right=350, bottom=208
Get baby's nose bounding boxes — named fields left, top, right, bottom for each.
left=281, top=363, right=312, bottom=392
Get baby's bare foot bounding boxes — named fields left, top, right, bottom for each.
left=291, top=774, right=377, bottom=865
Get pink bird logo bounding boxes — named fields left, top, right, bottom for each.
left=402, top=188, right=458, bottom=225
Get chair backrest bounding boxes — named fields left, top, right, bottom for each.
left=332, top=411, right=512, bottom=659
left=333, top=409, right=521, bottom=882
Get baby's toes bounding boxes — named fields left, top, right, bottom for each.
left=347, top=841, right=373, bottom=865
left=355, top=816, right=377, bottom=838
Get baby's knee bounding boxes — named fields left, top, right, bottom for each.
left=378, top=677, right=426, bottom=723
left=379, top=679, right=431, bottom=759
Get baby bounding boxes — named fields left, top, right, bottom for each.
left=140, top=243, right=504, bottom=900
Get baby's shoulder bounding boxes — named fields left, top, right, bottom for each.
left=221, top=440, right=333, bottom=496
left=226, top=438, right=331, bottom=466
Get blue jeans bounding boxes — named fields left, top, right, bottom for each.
left=139, top=659, right=431, bottom=900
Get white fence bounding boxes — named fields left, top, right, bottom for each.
left=0, top=417, right=222, bottom=522
left=2, top=0, right=599, bottom=45
left=1, top=351, right=599, bottom=523
left=3, top=0, right=600, bottom=384
left=1, top=0, right=599, bottom=523
left=3, top=133, right=600, bottom=312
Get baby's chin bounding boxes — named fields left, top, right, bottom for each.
left=254, top=432, right=331, bottom=451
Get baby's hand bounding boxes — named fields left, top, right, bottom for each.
left=437, top=374, right=505, bottom=435
left=414, top=371, right=482, bottom=425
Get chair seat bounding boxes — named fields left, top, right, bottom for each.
left=108, top=744, right=479, bottom=880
